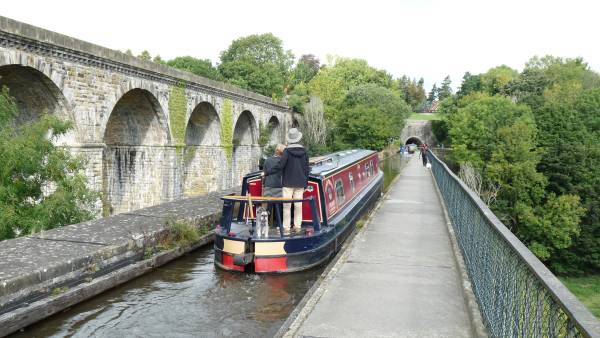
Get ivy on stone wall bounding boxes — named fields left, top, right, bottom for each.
left=169, top=83, right=187, bottom=146
left=221, top=99, right=234, bottom=162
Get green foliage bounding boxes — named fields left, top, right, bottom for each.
left=446, top=93, right=583, bottom=265
left=257, top=120, right=275, bottom=148
left=334, top=84, right=410, bottom=151
left=163, top=219, right=200, bottom=248
left=220, top=99, right=233, bottom=161
left=560, top=275, right=600, bottom=318
left=168, top=84, right=187, bottom=146
left=219, top=33, right=294, bottom=98
left=479, top=65, right=519, bottom=95
left=287, top=82, right=310, bottom=113
left=0, top=87, right=97, bottom=240
left=292, top=54, right=320, bottom=86
left=308, top=57, right=395, bottom=120
left=397, top=76, right=427, bottom=110
left=138, top=50, right=151, bottom=61
left=457, top=72, right=482, bottom=97
left=437, top=76, right=453, bottom=100
left=152, top=55, right=166, bottom=65
left=167, top=56, right=222, bottom=81
left=427, top=83, right=437, bottom=102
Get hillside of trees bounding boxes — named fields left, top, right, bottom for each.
left=436, top=56, right=600, bottom=275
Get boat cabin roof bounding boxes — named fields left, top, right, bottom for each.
left=309, top=149, right=375, bottom=176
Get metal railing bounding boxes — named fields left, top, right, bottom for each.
left=220, top=195, right=321, bottom=238
left=429, top=153, right=600, bottom=338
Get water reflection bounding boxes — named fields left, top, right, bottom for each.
left=381, top=154, right=409, bottom=191
left=12, top=249, right=324, bottom=338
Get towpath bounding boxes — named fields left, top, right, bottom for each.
left=287, top=156, right=476, bottom=337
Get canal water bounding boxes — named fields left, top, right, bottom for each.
left=12, top=154, right=410, bottom=338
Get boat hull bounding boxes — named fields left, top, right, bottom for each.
left=214, top=172, right=383, bottom=273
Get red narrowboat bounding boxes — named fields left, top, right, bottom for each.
left=214, top=149, right=383, bottom=273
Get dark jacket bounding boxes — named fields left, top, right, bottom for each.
left=263, top=156, right=282, bottom=188
left=265, top=144, right=310, bottom=188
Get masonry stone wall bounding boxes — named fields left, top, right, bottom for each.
left=0, top=15, right=292, bottom=216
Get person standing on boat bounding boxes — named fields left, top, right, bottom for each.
left=263, top=128, right=309, bottom=234
left=262, top=144, right=285, bottom=198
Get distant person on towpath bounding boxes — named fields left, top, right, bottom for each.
left=420, top=143, right=429, bottom=167
left=263, top=128, right=309, bottom=234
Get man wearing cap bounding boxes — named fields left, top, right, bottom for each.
left=263, top=128, right=310, bottom=234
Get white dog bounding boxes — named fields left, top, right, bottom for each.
left=255, top=207, right=270, bottom=238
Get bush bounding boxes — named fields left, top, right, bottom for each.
left=0, top=87, right=97, bottom=240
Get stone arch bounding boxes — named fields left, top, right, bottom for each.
left=233, top=110, right=258, bottom=146
left=232, top=110, right=259, bottom=185
left=182, top=101, right=223, bottom=196
left=0, top=64, right=78, bottom=144
left=405, top=136, right=423, bottom=146
left=102, top=88, right=171, bottom=215
left=185, top=102, right=220, bottom=146
left=267, top=115, right=282, bottom=145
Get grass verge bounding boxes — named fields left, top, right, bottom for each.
left=408, top=112, right=441, bottom=121
left=560, top=275, right=600, bottom=319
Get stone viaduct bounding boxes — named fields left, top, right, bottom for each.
left=0, top=16, right=297, bottom=215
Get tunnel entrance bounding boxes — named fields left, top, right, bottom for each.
left=405, top=137, right=423, bottom=146
left=232, top=110, right=257, bottom=185
left=102, top=89, right=170, bottom=215
left=183, top=102, right=222, bottom=196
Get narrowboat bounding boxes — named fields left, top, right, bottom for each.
left=214, top=149, right=383, bottom=273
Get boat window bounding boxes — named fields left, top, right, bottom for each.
left=370, top=160, right=374, bottom=176
left=349, top=173, right=355, bottom=192
left=365, top=162, right=370, bottom=178
left=335, top=179, right=345, bottom=204
left=327, top=185, right=334, bottom=201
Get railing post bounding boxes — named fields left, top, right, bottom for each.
left=221, top=199, right=234, bottom=233
left=309, top=197, right=320, bottom=232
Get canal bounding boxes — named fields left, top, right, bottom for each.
left=12, top=154, right=410, bottom=338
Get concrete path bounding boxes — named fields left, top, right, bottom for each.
left=292, top=156, right=473, bottom=337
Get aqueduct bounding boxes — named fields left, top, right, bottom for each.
left=0, top=16, right=296, bottom=215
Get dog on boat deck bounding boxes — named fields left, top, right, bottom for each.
left=255, top=207, right=270, bottom=238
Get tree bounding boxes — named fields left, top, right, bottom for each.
left=292, top=54, right=320, bottom=85
left=153, top=55, right=166, bottom=65
left=219, top=33, right=294, bottom=98
left=427, top=83, right=438, bottom=102
left=479, top=65, right=518, bottom=95
left=167, top=56, right=222, bottom=81
left=437, top=76, right=453, bottom=100
left=334, top=84, right=410, bottom=150
left=138, top=50, right=152, bottom=61
left=299, top=96, right=328, bottom=155
left=397, top=76, right=426, bottom=110
left=447, top=93, right=584, bottom=265
left=457, top=72, right=481, bottom=97
left=0, top=87, right=97, bottom=240
left=308, top=57, right=395, bottom=119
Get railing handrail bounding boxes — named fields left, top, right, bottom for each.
left=221, top=195, right=314, bottom=204
left=429, top=151, right=600, bottom=337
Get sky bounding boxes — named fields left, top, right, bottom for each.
left=2, top=0, right=600, bottom=91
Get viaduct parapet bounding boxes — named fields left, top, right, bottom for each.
left=0, top=16, right=296, bottom=215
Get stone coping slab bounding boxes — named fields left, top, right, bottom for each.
left=0, top=187, right=236, bottom=312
